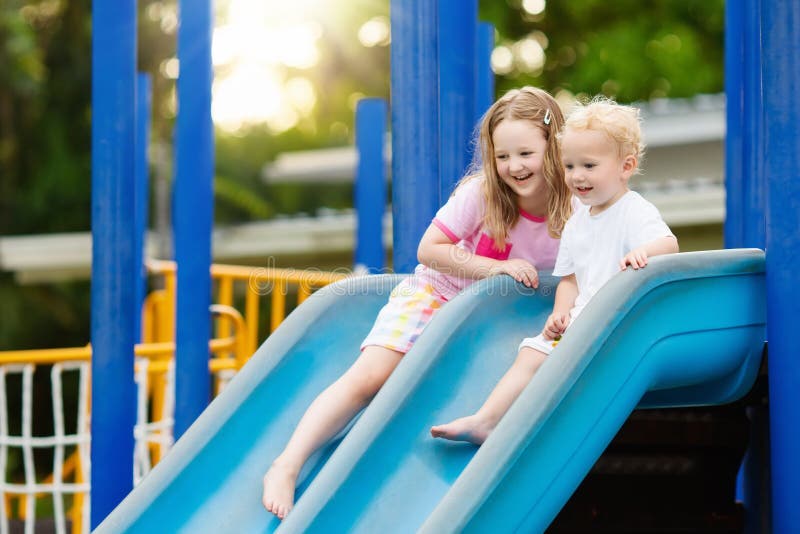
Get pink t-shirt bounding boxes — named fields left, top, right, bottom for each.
left=415, top=177, right=561, bottom=300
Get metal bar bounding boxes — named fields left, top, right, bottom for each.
left=742, top=0, right=766, bottom=249
left=163, top=269, right=177, bottom=341
left=245, top=289, right=260, bottom=355
left=135, top=73, right=152, bottom=343
left=354, top=98, right=388, bottom=273
left=173, top=0, right=215, bottom=438
left=216, top=277, right=234, bottom=339
left=724, top=0, right=745, bottom=248
left=739, top=2, right=769, bottom=531
left=763, top=1, right=800, bottom=530
left=390, top=0, right=440, bottom=273
left=90, top=0, right=137, bottom=524
left=270, top=281, right=287, bottom=333
left=438, top=0, right=476, bottom=200
left=474, top=22, right=495, bottom=127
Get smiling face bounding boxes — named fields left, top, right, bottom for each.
left=561, top=128, right=637, bottom=215
left=492, top=119, right=549, bottom=213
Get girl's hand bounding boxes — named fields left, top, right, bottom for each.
left=542, top=312, right=569, bottom=340
left=494, top=259, right=539, bottom=288
left=620, top=247, right=649, bottom=270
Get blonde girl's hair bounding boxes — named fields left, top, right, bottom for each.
left=561, top=96, right=646, bottom=172
left=459, top=86, right=572, bottom=246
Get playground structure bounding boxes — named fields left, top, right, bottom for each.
left=95, top=250, right=768, bottom=533
left=0, top=260, right=345, bottom=533
left=1, top=0, right=798, bottom=532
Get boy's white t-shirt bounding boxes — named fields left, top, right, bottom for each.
left=553, top=190, right=674, bottom=319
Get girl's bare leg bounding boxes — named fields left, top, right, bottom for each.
left=430, top=347, right=546, bottom=444
left=262, top=345, right=403, bottom=519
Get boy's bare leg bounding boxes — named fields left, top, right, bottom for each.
left=262, top=345, right=403, bottom=519
left=430, top=347, right=546, bottom=444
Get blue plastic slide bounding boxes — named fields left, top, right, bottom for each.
left=279, top=249, right=765, bottom=533
left=97, top=249, right=765, bottom=533
left=95, top=274, right=406, bottom=533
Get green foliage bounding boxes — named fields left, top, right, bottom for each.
left=215, top=174, right=274, bottom=221
left=0, top=274, right=90, bottom=349
left=0, top=0, right=92, bottom=235
left=481, top=0, right=724, bottom=102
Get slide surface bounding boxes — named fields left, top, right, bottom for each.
left=97, top=249, right=765, bottom=534
left=95, top=274, right=407, bottom=533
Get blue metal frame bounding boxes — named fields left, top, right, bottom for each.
left=135, top=73, right=152, bottom=343
left=438, top=0, right=477, bottom=201
left=762, top=1, right=800, bottom=530
left=88, top=0, right=800, bottom=528
left=354, top=98, right=388, bottom=273
left=723, top=0, right=744, bottom=248
left=173, top=0, right=215, bottom=437
left=475, top=22, right=495, bottom=128
left=90, top=0, right=137, bottom=526
left=389, top=0, right=440, bottom=273
left=742, top=0, right=765, bottom=249
left=733, top=2, right=769, bottom=530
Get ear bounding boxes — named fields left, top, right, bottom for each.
left=620, top=154, right=637, bottom=179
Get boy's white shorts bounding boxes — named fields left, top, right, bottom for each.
left=518, top=333, right=561, bottom=355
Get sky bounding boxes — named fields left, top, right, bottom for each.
left=208, top=0, right=389, bottom=133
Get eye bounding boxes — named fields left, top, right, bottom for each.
left=584, top=163, right=596, bottom=169
left=495, top=154, right=508, bottom=160
left=564, top=163, right=574, bottom=170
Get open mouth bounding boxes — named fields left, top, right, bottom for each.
left=575, top=185, right=593, bottom=194
left=512, top=173, right=533, bottom=182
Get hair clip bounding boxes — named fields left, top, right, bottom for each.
left=543, top=109, right=552, bottom=125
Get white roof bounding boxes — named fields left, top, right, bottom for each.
left=261, top=94, right=725, bottom=184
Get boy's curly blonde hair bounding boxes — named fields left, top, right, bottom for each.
left=561, top=96, right=646, bottom=172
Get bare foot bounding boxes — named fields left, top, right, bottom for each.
left=430, top=415, right=494, bottom=445
left=262, top=459, right=299, bottom=520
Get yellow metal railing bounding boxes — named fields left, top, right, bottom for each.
left=146, top=259, right=348, bottom=355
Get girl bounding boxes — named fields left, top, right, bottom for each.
left=430, top=97, right=678, bottom=445
left=263, top=86, right=573, bottom=519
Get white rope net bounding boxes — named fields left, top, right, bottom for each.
left=0, top=363, right=90, bottom=534
left=133, top=357, right=175, bottom=486
left=0, top=357, right=240, bottom=533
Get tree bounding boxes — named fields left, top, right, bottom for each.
left=481, top=0, right=725, bottom=102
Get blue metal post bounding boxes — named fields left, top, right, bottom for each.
left=475, top=22, right=495, bottom=126
left=174, top=0, right=214, bottom=437
left=763, top=1, right=800, bottom=531
left=723, top=0, right=744, bottom=248
left=438, top=0, right=477, bottom=200
left=390, top=0, right=440, bottom=273
left=742, top=0, right=766, bottom=249
left=90, top=0, right=137, bottom=526
left=135, top=73, right=152, bottom=343
left=354, top=98, right=388, bottom=273
left=735, top=2, right=769, bottom=530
